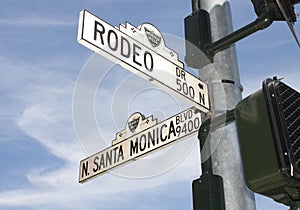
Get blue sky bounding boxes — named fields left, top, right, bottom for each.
left=0, top=0, right=299, bottom=209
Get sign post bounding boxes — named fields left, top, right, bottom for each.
left=190, top=1, right=257, bottom=210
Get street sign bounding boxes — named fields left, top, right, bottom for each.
left=77, top=10, right=210, bottom=113
left=79, top=107, right=202, bottom=183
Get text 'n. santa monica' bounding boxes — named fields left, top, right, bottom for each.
left=79, top=107, right=201, bottom=183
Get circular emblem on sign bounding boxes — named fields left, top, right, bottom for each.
left=141, top=23, right=163, bottom=48
left=144, top=27, right=161, bottom=48
left=127, top=112, right=143, bottom=133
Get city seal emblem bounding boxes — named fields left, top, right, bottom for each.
left=144, top=27, right=161, bottom=48
left=128, top=116, right=140, bottom=133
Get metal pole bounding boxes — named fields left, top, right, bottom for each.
left=197, top=1, right=257, bottom=210
left=191, top=0, right=200, bottom=12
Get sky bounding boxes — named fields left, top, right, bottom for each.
left=0, top=0, right=299, bottom=210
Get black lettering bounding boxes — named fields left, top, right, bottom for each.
left=183, top=82, right=188, bottom=95
left=144, top=51, right=153, bottom=71
left=117, top=145, right=124, bottom=162
left=160, top=124, right=167, bottom=142
left=194, top=117, right=200, bottom=129
left=199, top=92, right=205, bottom=105
left=176, top=125, right=181, bottom=136
left=176, top=116, right=180, bottom=125
left=130, top=138, right=139, bottom=156
left=133, top=44, right=142, bottom=66
left=182, top=123, right=187, bottom=133
left=176, top=67, right=181, bottom=77
left=181, top=70, right=186, bottom=81
left=176, top=78, right=182, bottom=91
left=188, top=120, right=193, bottom=132
left=121, top=36, right=130, bottom=58
left=94, top=21, right=105, bottom=44
left=113, top=147, right=118, bottom=163
left=99, top=154, right=105, bottom=169
left=148, top=129, right=156, bottom=148
left=188, top=110, right=193, bottom=118
left=93, top=157, right=99, bottom=173
left=106, top=150, right=112, bottom=167
left=81, top=161, right=89, bottom=177
left=168, top=121, right=176, bottom=139
left=183, top=112, right=188, bottom=121
left=107, top=30, right=118, bottom=51
left=175, top=67, right=186, bottom=81
left=140, top=134, right=147, bottom=151
left=189, top=86, right=195, bottom=98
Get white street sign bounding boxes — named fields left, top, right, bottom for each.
left=77, top=10, right=210, bottom=113
left=79, top=107, right=201, bottom=183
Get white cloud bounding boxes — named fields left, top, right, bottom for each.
left=0, top=16, right=75, bottom=27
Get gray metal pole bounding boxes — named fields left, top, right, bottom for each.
left=198, top=1, right=257, bottom=210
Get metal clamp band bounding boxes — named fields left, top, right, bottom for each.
left=209, top=79, right=244, bottom=93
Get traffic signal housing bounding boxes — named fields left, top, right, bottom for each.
left=235, top=78, right=300, bottom=205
